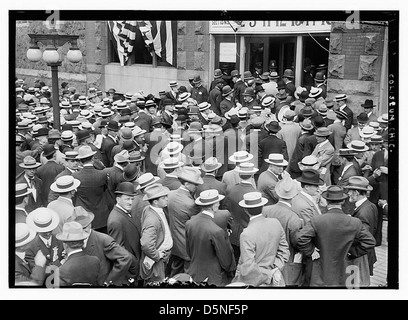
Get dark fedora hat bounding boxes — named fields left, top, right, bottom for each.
left=314, top=72, right=326, bottom=82
left=42, top=144, right=57, bottom=158
left=123, top=163, right=139, bottom=182
left=222, top=85, right=234, bottom=97
left=361, top=99, right=375, bottom=108
left=356, top=112, right=369, bottom=123
left=265, top=121, right=281, bottom=133
left=230, top=70, right=241, bottom=78
left=297, top=169, right=324, bottom=186
left=277, top=80, right=286, bottom=90
left=76, top=129, right=91, bottom=142
left=115, top=181, right=136, bottom=196
left=243, top=87, right=255, bottom=97
left=192, top=75, right=202, bottom=84
left=321, top=185, right=348, bottom=201
left=34, top=127, right=49, bottom=138
left=299, top=90, right=310, bottom=102
left=107, top=120, right=119, bottom=131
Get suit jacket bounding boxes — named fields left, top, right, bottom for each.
left=47, top=168, right=77, bottom=203
left=107, top=205, right=142, bottom=264
left=258, top=134, right=288, bottom=174
left=341, top=105, right=354, bottom=130
left=105, top=165, right=126, bottom=211
left=73, top=166, right=109, bottom=230
left=83, top=230, right=135, bottom=286
left=139, top=206, right=167, bottom=282
left=167, top=188, right=201, bottom=260
left=36, top=160, right=65, bottom=206
left=196, top=174, right=227, bottom=207
left=327, top=122, right=347, bottom=150
left=47, top=197, right=75, bottom=236
left=100, top=135, right=118, bottom=167
left=208, top=135, right=230, bottom=179
left=312, top=140, right=335, bottom=185
left=185, top=212, right=236, bottom=286
left=221, top=169, right=256, bottom=190
left=233, top=79, right=247, bottom=105
left=15, top=207, right=28, bottom=224
left=287, top=132, right=312, bottom=176
left=225, top=182, right=257, bottom=247
left=296, top=208, right=376, bottom=287
left=220, top=98, right=234, bottom=117
left=208, top=87, right=223, bottom=116
left=344, top=126, right=362, bottom=146
left=368, top=150, right=388, bottom=203
left=244, top=98, right=258, bottom=110
left=130, top=193, right=149, bottom=235
left=276, top=122, right=301, bottom=163
left=25, top=235, right=64, bottom=271
left=291, top=191, right=321, bottom=225
left=263, top=202, right=303, bottom=262
left=191, top=85, right=209, bottom=105
left=233, top=215, right=289, bottom=286
left=58, top=251, right=101, bottom=287
left=15, top=174, right=44, bottom=213
left=352, top=199, right=378, bottom=275
left=133, top=111, right=152, bottom=132
left=158, top=175, right=182, bottom=191
left=15, top=255, right=46, bottom=286
left=285, top=81, right=296, bottom=97
left=257, top=169, right=284, bottom=206
left=144, top=129, right=169, bottom=175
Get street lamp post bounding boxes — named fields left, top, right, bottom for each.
left=26, top=28, right=83, bottom=130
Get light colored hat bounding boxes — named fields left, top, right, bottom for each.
left=76, top=145, right=97, bottom=159
left=177, top=166, right=204, bottom=185
left=239, top=192, right=268, bottom=208
left=15, top=223, right=36, bottom=247
left=123, top=122, right=136, bottom=130
left=344, top=176, right=373, bottom=191
left=61, top=130, right=74, bottom=141
left=198, top=101, right=211, bottom=112
left=275, top=177, right=299, bottom=200
left=132, top=126, right=147, bottom=137
left=15, top=183, right=32, bottom=198
left=136, top=173, right=160, bottom=191
left=229, top=151, right=253, bottom=163
left=360, top=126, right=375, bottom=139
left=368, top=135, right=384, bottom=144
left=62, top=150, right=79, bottom=160
left=236, top=162, right=259, bottom=175
left=309, top=86, right=323, bottom=98
left=19, top=156, right=41, bottom=169
left=377, top=114, right=388, bottom=123
left=314, top=127, right=332, bottom=137
left=294, top=87, right=306, bottom=100
left=299, top=155, right=319, bottom=167
left=178, top=92, right=191, bottom=102
left=165, top=141, right=184, bottom=155
left=142, top=184, right=170, bottom=201
left=159, top=157, right=184, bottom=169
left=334, top=93, right=347, bottom=101
left=114, top=150, right=130, bottom=163
left=195, top=189, right=225, bottom=206
left=317, top=104, right=328, bottom=115
left=261, top=96, right=275, bottom=107
left=50, top=176, right=81, bottom=193
left=347, top=140, right=369, bottom=152
left=264, top=153, right=288, bottom=166
left=56, top=221, right=89, bottom=242
left=369, top=121, right=380, bottom=130
left=200, top=157, right=222, bottom=172
left=66, top=206, right=95, bottom=228
left=100, top=108, right=114, bottom=117
left=26, top=207, right=60, bottom=233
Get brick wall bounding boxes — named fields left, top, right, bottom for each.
left=327, top=21, right=387, bottom=118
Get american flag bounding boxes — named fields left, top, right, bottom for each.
left=137, top=21, right=177, bottom=67
left=108, top=21, right=137, bottom=66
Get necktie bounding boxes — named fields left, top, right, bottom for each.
left=278, top=174, right=283, bottom=180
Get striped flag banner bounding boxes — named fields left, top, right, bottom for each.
left=108, top=21, right=137, bottom=66
left=137, top=21, right=177, bottom=67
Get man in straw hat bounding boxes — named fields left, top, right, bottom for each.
left=25, top=208, right=64, bottom=276
left=311, top=127, right=335, bottom=186
left=166, top=166, right=203, bottom=277
left=47, top=175, right=81, bottom=235
left=185, top=189, right=236, bottom=286
left=100, top=120, right=120, bottom=167
left=257, top=153, right=290, bottom=206
left=157, top=157, right=184, bottom=191
left=225, top=162, right=258, bottom=264
left=73, top=145, right=110, bottom=234
left=196, top=157, right=227, bottom=202
left=344, top=112, right=369, bottom=146
left=105, top=150, right=130, bottom=211
left=16, top=155, right=44, bottom=213
left=344, top=176, right=378, bottom=277
left=263, top=177, right=303, bottom=286
left=333, top=93, right=354, bottom=130
left=140, top=183, right=172, bottom=285
left=107, top=182, right=141, bottom=276
left=232, top=191, right=289, bottom=287
left=15, top=183, right=32, bottom=224
left=15, top=223, right=47, bottom=286
left=222, top=151, right=256, bottom=189
left=56, top=221, right=101, bottom=287
left=296, top=185, right=376, bottom=287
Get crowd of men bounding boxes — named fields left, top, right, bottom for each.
left=14, top=67, right=389, bottom=288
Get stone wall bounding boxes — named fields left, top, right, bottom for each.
left=327, top=21, right=387, bottom=118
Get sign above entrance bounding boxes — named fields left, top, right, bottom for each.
left=210, top=21, right=332, bottom=34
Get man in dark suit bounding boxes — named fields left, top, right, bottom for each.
left=73, top=146, right=110, bottom=233
left=220, top=85, right=235, bottom=117
left=16, top=156, right=44, bottom=213
left=334, top=94, right=354, bottom=130
left=186, top=189, right=236, bottom=286
left=345, top=176, right=378, bottom=277
left=282, top=69, right=296, bottom=98
left=258, top=121, right=288, bottom=175
left=133, top=101, right=152, bottom=133
left=196, top=157, right=227, bottom=206
left=107, top=182, right=141, bottom=278
left=157, top=157, right=183, bottom=190
left=56, top=221, right=101, bottom=286
left=36, top=144, right=65, bottom=206
left=208, top=78, right=224, bottom=116
left=191, top=75, right=209, bottom=105
left=160, top=99, right=175, bottom=129
left=231, top=70, right=246, bottom=106
left=105, top=150, right=129, bottom=211
left=68, top=209, right=138, bottom=287
left=164, top=81, right=179, bottom=105
left=15, top=184, right=32, bottom=223
left=100, top=120, right=119, bottom=167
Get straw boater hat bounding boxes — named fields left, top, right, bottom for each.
left=309, top=86, right=323, bottom=98
left=159, top=157, right=184, bottom=170
left=177, top=166, right=204, bottom=185
left=114, top=150, right=130, bottom=164
left=314, top=127, right=332, bottom=137
left=15, top=223, right=36, bottom=247
left=275, top=177, right=299, bottom=200
left=56, top=221, right=89, bottom=242
left=142, top=184, right=170, bottom=201
left=264, top=153, right=288, bottom=166
left=321, top=185, right=349, bottom=201
left=334, top=93, right=347, bottom=102
left=239, top=192, right=268, bottom=208
left=50, top=176, right=81, bottom=193
left=19, top=156, right=41, bottom=169
left=200, top=157, right=222, bottom=173
left=76, top=145, right=97, bottom=159
left=62, top=150, right=79, bottom=161
left=347, top=140, right=369, bottom=152
left=26, top=207, right=60, bottom=233
left=136, top=173, right=160, bottom=191
left=261, top=96, right=275, bottom=108
left=368, top=135, right=384, bottom=144
left=229, top=150, right=253, bottom=163
left=360, top=126, right=376, bottom=139
left=298, top=155, right=320, bottom=169
left=344, top=176, right=373, bottom=192
left=164, top=142, right=184, bottom=155
left=66, top=206, right=95, bottom=228
left=15, top=183, right=32, bottom=198
left=377, top=114, right=388, bottom=123
left=195, top=189, right=225, bottom=206
left=236, top=162, right=259, bottom=175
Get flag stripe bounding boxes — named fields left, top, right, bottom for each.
left=108, top=21, right=137, bottom=66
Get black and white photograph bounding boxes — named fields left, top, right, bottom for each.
left=5, top=1, right=404, bottom=304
